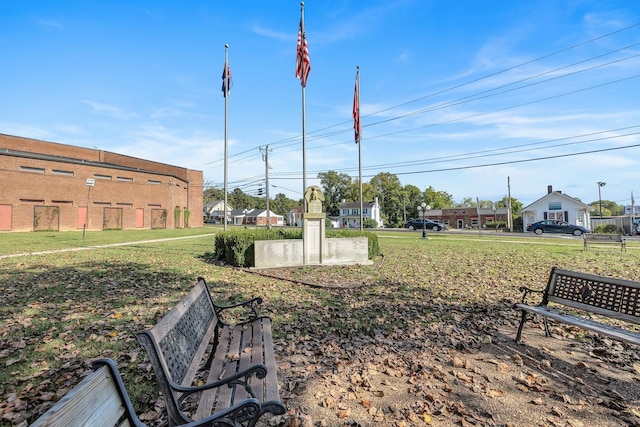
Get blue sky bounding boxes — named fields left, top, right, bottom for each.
left=2, top=1, right=640, bottom=207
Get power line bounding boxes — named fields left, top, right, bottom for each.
left=377, top=142, right=640, bottom=178
left=202, top=22, right=640, bottom=167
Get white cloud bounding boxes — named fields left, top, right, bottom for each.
left=36, top=19, right=65, bottom=30
left=251, top=24, right=291, bottom=42
left=81, top=100, right=137, bottom=120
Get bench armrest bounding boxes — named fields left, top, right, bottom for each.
left=213, top=297, right=263, bottom=324
left=517, top=286, right=545, bottom=305
left=171, top=364, right=268, bottom=400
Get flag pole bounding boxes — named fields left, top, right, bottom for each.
left=302, top=85, right=307, bottom=214
left=223, top=44, right=229, bottom=231
left=296, top=1, right=310, bottom=215
left=356, top=66, right=363, bottom=230
left=300, top=2, right=307, bottom=213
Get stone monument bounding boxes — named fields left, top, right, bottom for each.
left=252, top=185, right=370, bottom=268
left=303, top=185, right=326, bottom=265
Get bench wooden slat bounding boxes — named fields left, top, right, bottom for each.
left=261, top=320, right=282, bottom=404
left=201, top=326, right=240, bottom=417
left=235, top=323, right=255, bottom=402
left=251, top=320, right=266, bottom=403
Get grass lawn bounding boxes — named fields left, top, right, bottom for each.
left=1, top=228, right=639, bottom=426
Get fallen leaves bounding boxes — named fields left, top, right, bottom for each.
left=4, top=237, right=640, bottom=427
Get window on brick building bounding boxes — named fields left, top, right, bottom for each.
left=52, top=169, right=74, bottom=176
left=20, top=166, right=45, bottom=173
left=94, top=174, right=112, bottom=180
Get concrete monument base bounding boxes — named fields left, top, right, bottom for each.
left=252, top=185, right=371, bottom=269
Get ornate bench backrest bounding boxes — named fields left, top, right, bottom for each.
left=142, top=279, right=217, bottom=384
left=546, top=267, right=640, bottom=324
left=159, top=287, right=216, bottom=383
left=585, top=233, right=622, bottom=242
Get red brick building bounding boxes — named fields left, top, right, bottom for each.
left=0, top=134, right=203, bottom=232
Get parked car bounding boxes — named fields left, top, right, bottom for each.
left=526, top=220, right=590, bottom=236
left=403, top=219, right=446, bottom=231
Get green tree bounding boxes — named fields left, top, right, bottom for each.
left=203, top=186, right=224, bottom=204
left=456, top=197, right=494, bottom=208
left=344, top=180, right=375, bottom=205
left=318, top=171, right=352, bottom=217
left=369, top=172, right=404, bottom=227
left=423, top=186, right=454, bottom=209
left=228, top=188, right=254, bottom=211
left=401, top=184, right=422, bottom=222
left=589, top=200, right=622, bottom=216
left=495, top=196, right=523, bottom=216
left=456, top=197, right=475, bottom=207
left=270, top=193, right=298, bottom=220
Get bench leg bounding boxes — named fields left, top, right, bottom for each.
left=515, top=310, right=528, bottom=342
left=543, top=317, right=551, bottom=337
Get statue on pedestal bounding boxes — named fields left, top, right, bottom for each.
left=304, top=185, right=325, bottom=216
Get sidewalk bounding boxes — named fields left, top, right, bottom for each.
left=0, top=233, right=216, bottom=260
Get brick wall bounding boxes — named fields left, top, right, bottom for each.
left=0, top=134, right=203, bottom=232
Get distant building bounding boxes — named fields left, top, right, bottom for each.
left=231, top=208, right=283, bottom=226
left=521, top=185, right=591, bottom=228
left=0, top=133, right=203, bottom=232
left=204, top=200, right=233, bottom=223
left=246, top=209, right=284, bottom=227
left=425, top=207, right=509, bottom=229
left=288, top=205, right=304, bottom=227
left=339, top=197, right=383, bottom=228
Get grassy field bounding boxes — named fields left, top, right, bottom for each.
left=1, top=228, right=638, bottom=426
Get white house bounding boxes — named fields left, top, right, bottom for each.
left=203, top=200, right=233, bottom=223
left=521, top=186, right=591, bottom=229
left=339, top=197, right=383, bottom=228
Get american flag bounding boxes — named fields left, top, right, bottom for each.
left=353, top=73, right=360, bottom=143
left=296, top=16, right=310, bottom=87
left=221, top=63, right=232, bottom=97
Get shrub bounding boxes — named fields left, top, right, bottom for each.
left=363, top=218, right=378, bottom=228
left=594, top=224, right=620, bottom=234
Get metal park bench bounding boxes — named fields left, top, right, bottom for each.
left=137, top=277, right=285, bottom=427
left=583, top=233, right=626, bottom=252
left=515, top=267, right=640, bottom=346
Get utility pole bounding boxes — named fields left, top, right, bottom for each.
left=261, top=146, right=273, bottom=228
left=507, top=176, right=513, bottom=232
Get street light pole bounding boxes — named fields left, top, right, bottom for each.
left=417, top=202, right=431, bottom=239
left=492, top=203, right=498, bottom=232
left=597, top=181, right=606, bottom=219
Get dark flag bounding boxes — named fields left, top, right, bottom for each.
left=221, top=63, right=232, bottom=97
left=353, top=71, right=361, bottom=143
